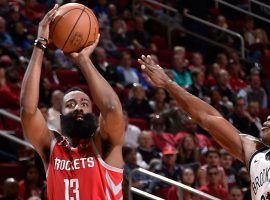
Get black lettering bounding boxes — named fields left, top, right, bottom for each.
left=260, top=170, right=265, bottom=186
left=267, top=168, right=270, bottom=181
left=252, top=182, right=257, bottom=195
left=256, top=177, right=261, bottom=189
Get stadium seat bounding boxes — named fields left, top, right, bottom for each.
left=55, top=69, right=81, bottom=86
left=129, top=118, right=149, bottom=130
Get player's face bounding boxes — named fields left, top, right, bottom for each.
left=261, top=116, right=270, bottom=145
left=61, top=91, right=97, bottom=139
left=62, top=91, right=92, bottom=115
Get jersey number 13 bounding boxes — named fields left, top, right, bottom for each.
left=64, top=179, right=80, bottom=200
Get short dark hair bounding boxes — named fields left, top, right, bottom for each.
left=64, top=87, right=85, bottom=96
left=205, top=147, right=220, bottom=157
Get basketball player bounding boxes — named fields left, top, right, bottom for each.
left=138, top=55, right=270, bottom=200
left=20, top=5, right=124, bottom=200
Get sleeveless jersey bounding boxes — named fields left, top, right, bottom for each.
left=47, top=137, right=123, bottom=200
left=249, top=147, right=270, bottom=200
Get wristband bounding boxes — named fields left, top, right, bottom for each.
left=34, top=38, right=48, bottom=51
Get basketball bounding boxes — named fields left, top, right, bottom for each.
left=50, top=3, right=99, bottom=53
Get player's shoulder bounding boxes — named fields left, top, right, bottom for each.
left=240, top=133, right=267, bottom=166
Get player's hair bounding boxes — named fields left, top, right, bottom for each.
left=64, top=87, right=85, bottom=96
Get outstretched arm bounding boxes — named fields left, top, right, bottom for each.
left=20, top=5, right=58, bottom=162
left=138, top=55, right=245, bottom=162
left=69, top=36, right=124, bottom=146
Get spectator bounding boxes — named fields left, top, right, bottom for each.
left=126, top=16, right=151, bottom=48
left=150, top=114, right=176, bottom=151
left=254, top=28, right=269, bottom=45
left=10, top=21, right=32, bottom=50
left=199, top=165, right=228, bottom=200
left=151, top=145, right=181, bottom=199
left=171, top=54, right=192, bottom=88
left=167, top=167, right=199, bottom=200
left=123, top=110, right=141, bottom=148
left=117, top=51, right=149, bottom=89
left=47, top=90, right=64, bottom=132
left=205, top=63, right=220, bottom=88
left=187, top=68, right=210, bottom=100
left=0, top=178, right=20, bottom=200
left=149, top=88, right=169, bottom=113
left=236, top=167, right=251, bottom=199
left=198, top=148, right=228, bottom=190
left=93, top=47, right=121, bottom=87
left=227, top=59, right=247, bottom=93
left=110, top=18, right=130, bottom=48
left=210, top=90, right=231, bottom=118
left=189, top=52, right=205, bottom=72
left=107, top=4, right=118, bottom=22
left=238, top=73, right=267, bottom=110
left=228, top=185, right=244, bottom=200
left=122, top=146, right=151, bottom=198
left=0, top=67, right=21, bottom=108
left=229, top=97, right=260, bottom=137
left=18, top=163, right=45, bottom=199
left=216, top=53, right=228, bottom=69
left=175, top=117, right=212, bottom=151
left=213, top=15, right=234, bottom=45
left=247, top=101, right=262, bottom=137
left=137, top=130, right=160, bottom=165
left=38, top=103, right=48, bottom=121
left=220, top=149, right=237, bottom=187
left=161, top=99, right=188, bottom=134
left=211, top=69, right=235, bottom=103
left=39, top=76, right=52, bottom=107
left=124, top=84, right=153, bottom=120
left=243, top=17, right=255, bottom=46
left=176, top=133, right=200, bottom=169
left=0, top=16, right=15, bottom=48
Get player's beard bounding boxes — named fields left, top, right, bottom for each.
left=60, top=111, right=98, bottom=139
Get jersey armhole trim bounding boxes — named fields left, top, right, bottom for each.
left=91, top=139, right=123, bottom=173
left=248, top=146, right=268, bottom=172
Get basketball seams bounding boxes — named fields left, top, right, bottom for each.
left=62, top=7, right=86, bottom=51
left=87, top=9, right=99, bottom=44
left=82, top=10, right=91, bottom=48
left=51, top=8, right=84, bottom=39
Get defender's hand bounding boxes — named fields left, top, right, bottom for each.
left=138, top=55, right=172, bottom=88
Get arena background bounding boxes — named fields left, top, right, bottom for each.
left=0, top=0, right=269, bottom=199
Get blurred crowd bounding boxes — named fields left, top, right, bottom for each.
left=0, top=0, right=270, bottom=200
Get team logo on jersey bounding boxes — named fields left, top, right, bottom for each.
left=54, top=157, right=95, bottom=171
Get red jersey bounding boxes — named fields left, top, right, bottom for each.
left=47, top=137, right=123, bottom=200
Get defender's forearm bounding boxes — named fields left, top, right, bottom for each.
left=165, top=81, right=222, bottom=126
left=20, top=47, right=44, bottom=114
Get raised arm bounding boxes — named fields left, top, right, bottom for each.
left=69, top=36, right=124, bottom=146
left=138, top=55, right=246, bottom=162
left=20, top=5, right=58, bottom=161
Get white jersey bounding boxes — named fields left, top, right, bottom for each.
left=249, top=147, right=270, bottom=200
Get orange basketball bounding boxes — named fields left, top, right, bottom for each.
left=50, top=3, right=99, bottom=53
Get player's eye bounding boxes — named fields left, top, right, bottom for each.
left=67, top=102, right=75, bottom=108
left=82, top=102, right=88, bottom=107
